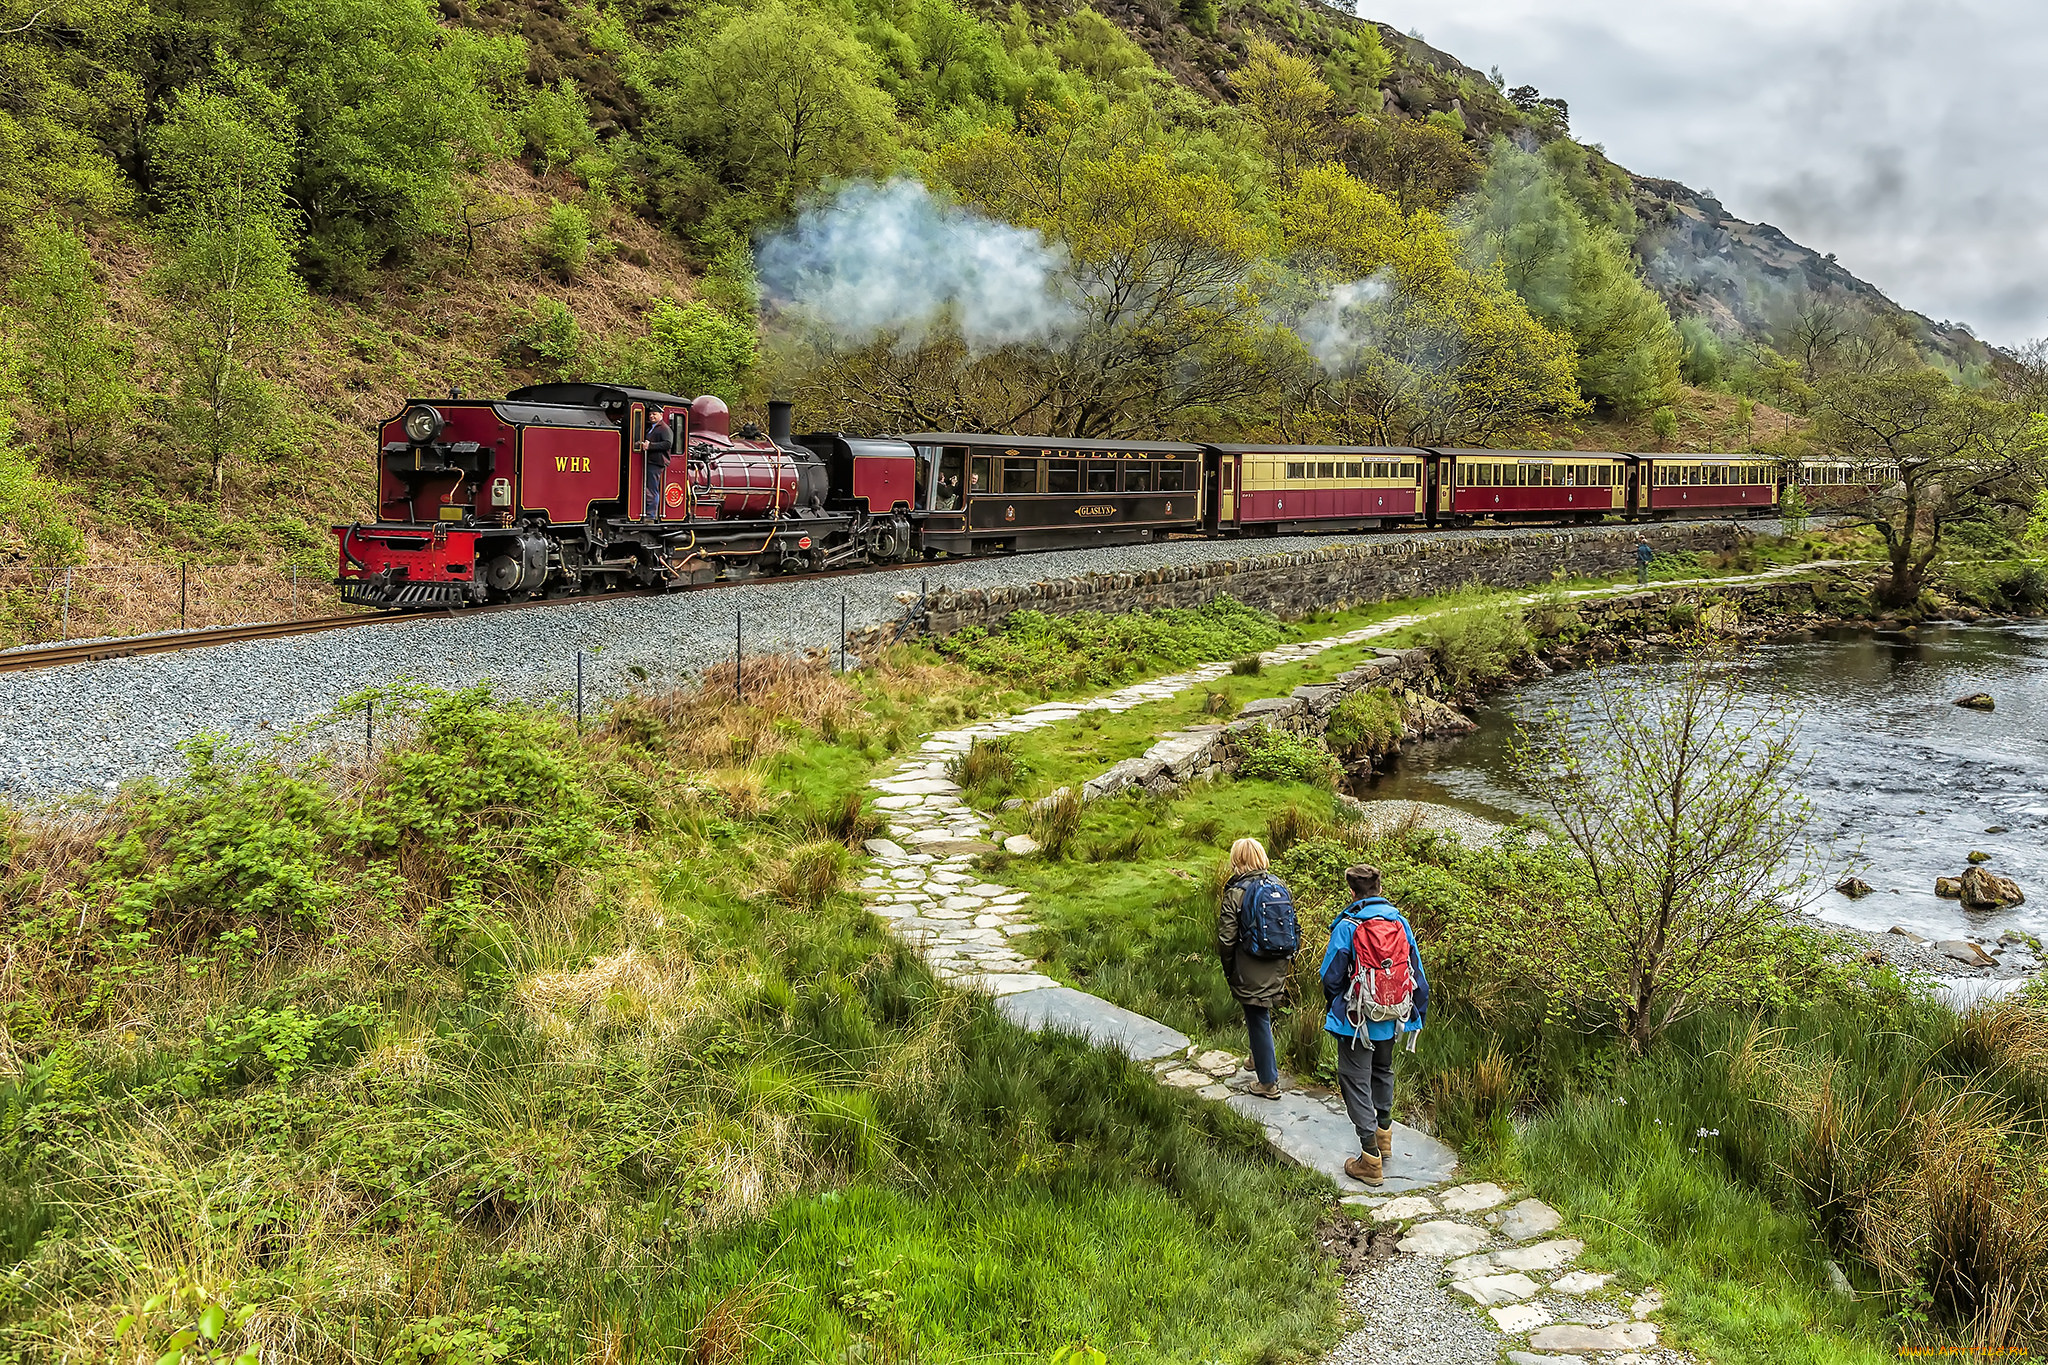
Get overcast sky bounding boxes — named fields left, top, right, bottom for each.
left=1360, top=0, right=2048, bottom=348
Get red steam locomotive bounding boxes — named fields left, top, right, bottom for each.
left=333, top=385, right=1794, bottom=608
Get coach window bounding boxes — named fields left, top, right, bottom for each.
left=1159, top=460, right=1186, bottom=492
left=971, top=456, right=991, bottom=494
left=1125, top=460, right=1154, bottom=492
left=1047, top=459, right=1080, bottom=494
left=1286, top=461, right=1305, bottom=480
left=1002, top=457, right=1038, bottom=494
left=1315, top=460, right=1334, bottom=479
left=931, top=448, right=966, bottom=510
left=1086, top=460, right=1117, bottom=494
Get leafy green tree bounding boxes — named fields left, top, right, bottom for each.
left=0, top=0, right=139, bottom=235
left=1809, top=368, right=2042, bottom=605
left=1677, top=315, right=1723, bottom=386
left=518, top=79, right=598, bottom=174
left=242, top=0, right=524, bottom=287
left=149, top=75, right=306, bottom=503
left=614, top=301, right=758, bottom=401
left=5, top=221, right=135, bottom=464
left=1230, top=38, right=1333, bottom=176
left=643, top=0, right=898, bottom=231
left=1462, top=141, right=1681, bottom=415
left=1048, top=7, right=1154, bottom=92
left=1275, top=163, right=1585, bottom=446
left=1343, top=115, right=1479, bottom=215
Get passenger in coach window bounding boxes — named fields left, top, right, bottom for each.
left=641, top=409, right=674, bottom=521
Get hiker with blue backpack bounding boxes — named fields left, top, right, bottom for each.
left=1320, top=864, right=1428, bottom=1187
left=1216, top=837, right=1300, bottom=1100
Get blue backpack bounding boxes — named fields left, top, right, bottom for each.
left=1238, top=874, right=1301, bottom=960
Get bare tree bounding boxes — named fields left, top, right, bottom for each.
left=1512, top=640, right=1815, bottom=1051
left=1809, top=368, right=2042, bottom=605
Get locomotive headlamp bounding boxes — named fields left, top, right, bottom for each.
left=401, top=405, right=445, bottom=445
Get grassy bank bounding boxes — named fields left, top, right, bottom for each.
left=0, top=631, right=1347, bottom=1362
left=1000, top=736, right=2048, bottom=1362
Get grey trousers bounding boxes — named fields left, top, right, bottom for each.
left=1335, top=1031, right=1395, bottom=1151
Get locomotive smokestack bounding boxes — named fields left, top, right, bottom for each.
left=768, top=399, right=793, bottom=446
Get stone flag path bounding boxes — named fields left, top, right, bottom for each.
left=857, top=568, right=1832, bottom=1357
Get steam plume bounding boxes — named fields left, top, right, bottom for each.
left=1292, top=272, right=1394, bottom=372
left=756, top=179, right=1077, bottom=349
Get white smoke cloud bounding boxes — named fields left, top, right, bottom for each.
left=1291, top=272, right=1395, bottom=372
left=756, top=179, right=1078, bottom=350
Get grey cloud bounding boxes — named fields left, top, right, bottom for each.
left=1364, top=0, right=2048, bottom=343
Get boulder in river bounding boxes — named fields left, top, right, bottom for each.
left=1968, top=850, right=1992, bottom=864
left=1937, top=877, right=1964, bottom=899
left=1936, top=940, right=1998, bottom=967
left=1955, top=693, right=1996, bottom=711
left=1834, top=876, right=1875, bottom=899
left=1959, top=864, right=2025, bottom=910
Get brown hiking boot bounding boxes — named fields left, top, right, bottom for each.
left=1344, top=1151, right=1384, bottom=1186
left=1247, top=1079, right=1282, bottom=1099
left=1377, top=1126, right=1394, bottom=1159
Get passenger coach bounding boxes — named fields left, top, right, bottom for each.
left=907, top=433, right=1205, bottom=555
left=1207, top=446, right=1428, bottom=534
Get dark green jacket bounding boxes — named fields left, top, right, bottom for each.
left=1217, top=872, right=1292, bottom=1007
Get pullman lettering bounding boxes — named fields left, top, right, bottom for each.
left=554, top=456, right=593, bottom=472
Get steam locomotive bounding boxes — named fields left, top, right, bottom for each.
left=333, top=384, right=1810, bottom=608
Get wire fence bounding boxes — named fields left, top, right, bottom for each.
left=0, top=564, right=369, bottom=650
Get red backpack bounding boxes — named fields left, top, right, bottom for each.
left=1343, top=912, right=1416, bottom=1029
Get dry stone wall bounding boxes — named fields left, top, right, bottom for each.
left=916, top=522, right=1749, bottom=638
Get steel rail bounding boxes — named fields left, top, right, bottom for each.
left=0, top=560, right=908, bottom=676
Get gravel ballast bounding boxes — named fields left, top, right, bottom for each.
left=0, top=522, right=1785, bottom=803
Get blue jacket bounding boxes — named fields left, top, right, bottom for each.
left=1319, top=898, right=1428, bottom=1042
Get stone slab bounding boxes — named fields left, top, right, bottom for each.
left=1448, top=1273, right=1541, bottom=1306
left=1369, top=1194, right=1438, bottom=1222
left=1507, top=1354, right=1586, bottom=1365
left=1550, top=1271, right=1612, bottom=1295
left=1439, top=1181, right=1510, bottom=1213
left=1501, top=1198, right=1564, bottom=1241
left=1490, top=1303, right=1552, bottom=1333
left=992, top=986, right=1192, bottom=1061
left=1223, top=1090, right=1458, bottom=1194
left=1397, top=1221, right=1491, bottom=1257
left=1529, top=1324, right=1657, bottom=1352
left=1492, top=1239, right=1584, bottom=1273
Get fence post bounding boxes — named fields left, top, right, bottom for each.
left=291, top=565, right=299, bottom=619
left=576, top=649, right=584, bottom=733
left=735, top=610, right=742, bottom=702
left=365, top=698, right=374, bottom=763
left=180, top=563, right=188, bottom=630
left=60, top=568, right=72, bottom=641
left=840, top=593, right=847, bottom=673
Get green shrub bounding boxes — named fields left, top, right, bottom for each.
left=1324, top=688, right=1403, bottom=754
left=1234, top=726, right=1336, bottom=785
left=519, top=79, right=598, bottom=173
left=506, top=299, right=584, bottom=372
left=1417, top=596, right=1532, bottom=693
left=632, top=300, right=757, bottom=401
left=934, top=597, right=1284, bottom=693
left=533, top=201, right=592, bottom=281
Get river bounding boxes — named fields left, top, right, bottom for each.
left=1365, top=621, right=2048, bottom=943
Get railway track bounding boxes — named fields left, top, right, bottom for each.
left=0, top=560, right=908, bottom=676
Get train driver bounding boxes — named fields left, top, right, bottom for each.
left=642, top=407, right=675, bottom=521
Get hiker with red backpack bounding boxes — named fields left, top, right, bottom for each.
left=1319, top=864, right=1428, bottom=1187
left=1216, top=837, right=1300, bottom=1100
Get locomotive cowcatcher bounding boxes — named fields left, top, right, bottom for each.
left=334, top=384, right=920, bottom=607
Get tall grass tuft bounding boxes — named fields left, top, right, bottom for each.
left=1031, top=786, right=1083, bottom=858
left=950, top=737, right=1020, bottom=802
left=1415, top=589, right=1533, bottom=694
left=773, top=840, right=847, bottom=909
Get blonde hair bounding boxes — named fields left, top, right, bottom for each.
left=1229, top=837, right=1269, bottom=876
